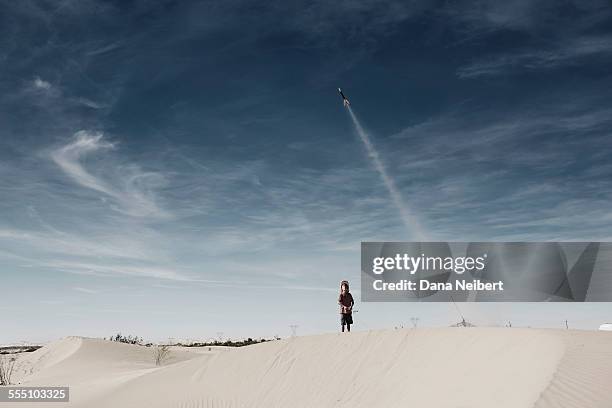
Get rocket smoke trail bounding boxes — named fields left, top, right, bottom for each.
left=347, top=106, right=425, bottom=239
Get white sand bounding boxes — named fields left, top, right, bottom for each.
left=4, top=328, right=612, bottom=408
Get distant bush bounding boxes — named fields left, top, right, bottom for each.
left=0, top=356, right=16, bottom=385
left=105, top=334, right=280, bottom=348
left=183, top=337, right=276, bottom=348
left=0, top=346, right=41, bottom=354
left=108, top=333, right=144, bottom=345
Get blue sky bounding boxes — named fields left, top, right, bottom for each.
left=1, top=0, right=612, bottom=344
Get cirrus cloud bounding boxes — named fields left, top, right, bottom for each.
left=50, top=131, right=170, bottom=219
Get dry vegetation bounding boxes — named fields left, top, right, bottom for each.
left=0, top=356, right=16, bottom=385
left=154, top=345, right=171, bottom=366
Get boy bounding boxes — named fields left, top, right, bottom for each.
left=338, top=280, right=354, bottom=332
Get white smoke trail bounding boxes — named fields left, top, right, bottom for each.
left=347, top=106, right=426, bottom=240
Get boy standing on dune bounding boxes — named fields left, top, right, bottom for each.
left=338, top=280, right=354, bottom=332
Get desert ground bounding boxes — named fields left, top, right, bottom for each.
left=2, top=327, right=612, bottom=408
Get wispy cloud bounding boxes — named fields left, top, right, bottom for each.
left=381, top=96, right=612, bottom=241
left=440, top=0, right=611, bottom=39
left=33, top=76, right=52, bottom=91
left=49, top=261, right=193, bottom=281
left=73, top=97, right=105, bottom=109
left=50, top=131, right=170, bottom=218
left=85, top=41, right=122, bottom=56
left=0, top=226, right=165, bottom=261
left=72, top=286, right=98, bottom=294
left=51, top=131, right=116, bottom=195
left=458, top=36, right=612, bottom=78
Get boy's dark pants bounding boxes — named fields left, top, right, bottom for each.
left=341, top=313, right=353, bottom=332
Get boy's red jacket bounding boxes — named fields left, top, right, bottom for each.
left=338, top=292, right=354, bottom=314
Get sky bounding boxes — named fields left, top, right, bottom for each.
left=1, top=0, right=612, bottom=344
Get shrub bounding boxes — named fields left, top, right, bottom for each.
left=154, top=345, right=171, bottom=366
left=184, top=337, right=274, bottom=348
left=109, top=333, right=144, bottom=345
left=0, top=356, right=16, bottom=385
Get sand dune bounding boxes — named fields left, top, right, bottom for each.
left=7, top=337, right=220, bottom=406
left=6, top=328, right=612, bottom=408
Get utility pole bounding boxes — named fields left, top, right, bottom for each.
left=289, top=325, right=298, bottom=337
